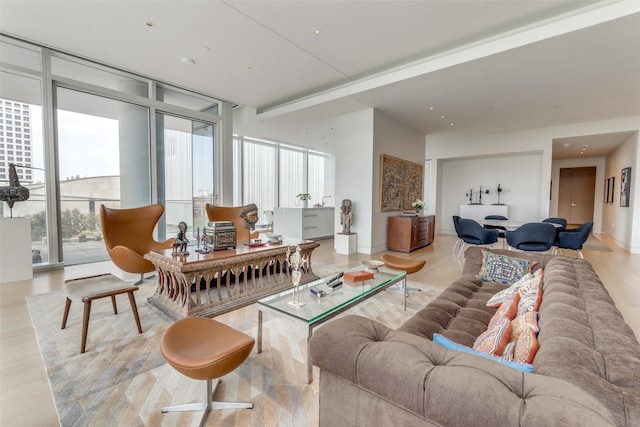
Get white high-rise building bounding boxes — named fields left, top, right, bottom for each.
left=0, top=98, right=33, bottom=183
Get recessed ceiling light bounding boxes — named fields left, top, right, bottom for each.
left=428, top=106, right=435, bottom=110
left=440, top=115, right=445, bottom=119
left=314, top=29, right=322, bottom=35
left=449, top=123, right=454, bottom=127
left=202, top=47, right=210, bottom=52
left=181, top=57, right=195, bottom=65
left=562, top=142, right=571, bottom=148
left=247, top=65, right=254, bottom=70
left=145, top=21, right=154, bottom=27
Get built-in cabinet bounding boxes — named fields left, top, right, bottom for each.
left=387, top=215, right=435, bottom=252
left=273, top=207, right=334, bottom=240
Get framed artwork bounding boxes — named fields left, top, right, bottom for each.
left=620, top=167, right=631, bottom=207
left=379, top=154, right=423, bottom=211
left=605, top=176, right=615, bottom=204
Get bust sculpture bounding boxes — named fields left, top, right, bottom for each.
left=340, top=199, right=353, bottom=234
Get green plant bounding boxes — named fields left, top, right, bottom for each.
left=296, top=193, right=311, bottom=201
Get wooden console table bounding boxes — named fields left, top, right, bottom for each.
left=387, top=215, right=435, bottom=252
left=145, top=238, right=320, bottom=319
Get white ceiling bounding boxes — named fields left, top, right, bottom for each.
left=1, top=0, right=639, bottom=157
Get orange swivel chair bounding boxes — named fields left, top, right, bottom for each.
left=100, top=204, right=175, bottom=284
left=205, top=203, right=259, bottom=242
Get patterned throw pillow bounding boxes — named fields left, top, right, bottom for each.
left=514, top=328, right=540, bottom=364
left=517, top=274, right=542, bottom=297
left=517, top=285, right=543, bottom=316
left=473, top=318, right=512, bottom=356
left=488, top=293, right=520, bottom=328
left=486, top=273, right=533, bottom=308
left=511, top=311, right=540, bottom=338
left=477, top=251, right=535, bottom=285
left=502, top=341, right=516, bottom=360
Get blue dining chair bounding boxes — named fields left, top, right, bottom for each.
left=456, top=218, right=499, bottom=258
left=505, top=222, right=556, bottom=252
left=555, top=222, right=593, bottom=258
left=542, top=217, right=567, bottom=248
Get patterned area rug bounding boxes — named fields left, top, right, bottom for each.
left=27, top=263, right=443, bottom=426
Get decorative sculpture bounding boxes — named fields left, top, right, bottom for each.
left=465, top=186, right=491, bottom=205
left=493, top=184, right=504, bottom=205
left=0, top=163, right=30, bottom=218
left=174, top=221, right=189, bottom=255
left=240, top=203, right=259, bottom=241
left=340, top=199, right=353, bottom=234
left=286, top=245, right=305, bottom=307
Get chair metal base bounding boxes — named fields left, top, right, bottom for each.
left=162, top=379, right=252, bottom=427
left=131, top=272, right=155, bottom=286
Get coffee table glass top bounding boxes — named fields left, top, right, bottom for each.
left=258, top=266, right=406, bottom=323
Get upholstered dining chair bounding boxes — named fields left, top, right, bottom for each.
left=205, top=203, right=259, bottom=242
left=555, top=221, right=593, bottom=258
left=100, top=204, right=175, bottom=284
left=452, top=215, right=463, bottom=253
left=504, top=222, right=556, bottom=252
left=542, top=217, right=568, bottom=248
left=456, top=218, right=499, bottom=258
left=484, top=214, right=508, bottom=247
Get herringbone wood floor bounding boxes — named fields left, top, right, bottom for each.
left=1, top=233, right=638, bottom=426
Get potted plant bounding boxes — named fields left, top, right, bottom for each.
left=296, top=193, right=311, bottom=208
left=411, top=198, right=425, bottom=213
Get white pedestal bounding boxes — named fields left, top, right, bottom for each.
left=335, top=233, right=357, bottom=255
left=0, top=218, right=33, bottom=283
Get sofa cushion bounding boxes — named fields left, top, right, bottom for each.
left=476, top=250, right=534, bottom=285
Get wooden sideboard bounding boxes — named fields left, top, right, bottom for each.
left=387, top=215, right=435, bottom=252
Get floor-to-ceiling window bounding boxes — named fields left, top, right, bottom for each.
left=233, top=135, right=334, bottom=223
left=0, top=34, right=227, bottom=269
left=157, top=114, right=214, bottom=242
left=56, top=88, right=150, bottom=265
left=0, top=39, right=48, bottom=265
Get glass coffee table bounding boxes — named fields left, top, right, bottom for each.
left=256, top=265, right=407, bottom=383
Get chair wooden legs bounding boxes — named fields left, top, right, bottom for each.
left=128, top=291, right=143, bottom=334
left=61, top=297, right=72, bottom=329
left=81, top=300, right=92, bottom=354
left=62, top=290, right=142, bottom=354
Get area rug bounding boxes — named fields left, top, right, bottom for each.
left=27, top=263, right=444, bottom=427
left=582, top=235, right=612, bottom=252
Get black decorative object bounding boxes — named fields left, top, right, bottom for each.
left=0, top=163, right=30, bottom=218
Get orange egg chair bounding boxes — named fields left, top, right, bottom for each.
left=100, top=204, right=174, bottom=284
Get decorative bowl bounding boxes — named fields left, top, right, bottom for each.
left=362, top=259, right=385, bottom=273
left=266, top=234, right=281, bottom=240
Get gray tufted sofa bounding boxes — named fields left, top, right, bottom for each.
left=309, top=247, right=640, bottom=427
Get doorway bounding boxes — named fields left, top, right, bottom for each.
left=558, top=167, right=596, bottom=225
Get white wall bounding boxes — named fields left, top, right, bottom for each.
left=603, top=132, right=639, bottom=251
left=332, top=108, right=425, bottom=254
left=333, top=109, right=375, bottom=252
left=440, top=153, right=544, bottom=234
left=427, top=116, right=640, bottom=251
left=372, top=110, right=426, bottom=253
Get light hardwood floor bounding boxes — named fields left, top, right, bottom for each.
left=1, top=233, right=638, bottom=426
